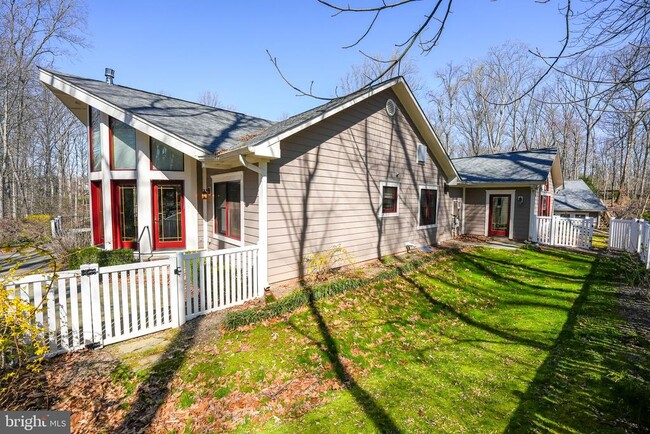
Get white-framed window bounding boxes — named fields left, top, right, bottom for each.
left=211, top=171, right=244, bottom=246
left=379, top=181, right=400, bottom=217
left=418, top=185, right=438, bottom=228
left=416, top=143, right=427, bottom=165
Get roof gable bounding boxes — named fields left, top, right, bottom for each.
left=234, top=77, right=459, bottom=180
left=452, top=148, right=560, bottom=186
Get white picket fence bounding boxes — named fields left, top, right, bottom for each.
left=535, top=216, right=594, bottom=249
left=609, top=219, right=650, bottom=268
left=2, top=245, right=261, bottom=357
left=180, top=245, right=259, bottom=321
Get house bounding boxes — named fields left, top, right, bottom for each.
left=38, top=68, right=563, bottom=286
left=452, top=149, right=563, bottom=240
left=554, top=179, right=607, bottom=227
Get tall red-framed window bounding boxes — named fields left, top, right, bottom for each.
left=111, top=180, right=138, bottom=249
left=152, top=181, right=185, bottom=249
left=90, top=181, right=104, bottom=245
left=419, top=188, right=438, bottom=227
left=539, top=194, right=551, bottom=216
left=214, top=181, right=241, bottom=241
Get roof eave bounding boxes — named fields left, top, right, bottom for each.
left=247, top=78, right=459, bottom=181
left=38, top=68, right=211, bottom=161
left=456, top=181, right=544, bottom=188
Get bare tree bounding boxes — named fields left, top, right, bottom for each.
left=0, top=0, right=87, bottom=218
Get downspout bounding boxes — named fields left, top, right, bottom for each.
left=239, top=155, right=269, bottom=290
left=461, top=187, right=466, bottom=235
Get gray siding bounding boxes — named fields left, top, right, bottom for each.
left=464, top=188, right=486, bottom=236
left=266, top=89, right=453, bottom=283
left=513, top=187, right=531, bottom=240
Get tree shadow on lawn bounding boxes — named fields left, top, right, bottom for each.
left=285, top=283, right=403, bottom=432
left=116, top=315, right=204, bottom=433
left=456, top=248, right=591, bottom=290
left=294, top=286, right=403, bottom=433
left=504, top=254, right=650, bottom=432
left=397, top=267, right=551, bottom=352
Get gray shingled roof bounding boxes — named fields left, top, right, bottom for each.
left=43, top=69, right=274, bottom=154
left=452, top=148, right=557, bottom=184
left=241, top=78, right=401, bottom=149
left=554, top=179, right=607, bottom=212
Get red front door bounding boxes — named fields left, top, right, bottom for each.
left=488, top=194, right=510, bottom=237
left=111, top=180, right=138, bottom=249
left=152, top=181, right=185, bottom=250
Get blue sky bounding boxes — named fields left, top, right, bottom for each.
left=54, top=0, right=568, bottom=121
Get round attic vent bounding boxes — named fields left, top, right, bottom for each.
left=386, top=98, right=397, bottom=117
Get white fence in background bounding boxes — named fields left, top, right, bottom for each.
left=2, top=245, right=261, bottom=357
left=609, top=219, right=650, bottom=268
left=535, top=216, right=594, bottom=249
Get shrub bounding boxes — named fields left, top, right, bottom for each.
left=0, top=219, right=22, bottom=247
left=304, top=245, right=354, bottom=283
left=0, top=273, right=48, bottom=406
left=68, top=247, right=135, bottom=269
left=20, top=214, right=52, bottom=244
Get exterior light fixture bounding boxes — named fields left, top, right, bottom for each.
left=201, top=188, right=210, bottom=200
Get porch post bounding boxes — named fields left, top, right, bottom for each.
left=258, top=161, right=269, bottom=292
left=100, top=112, right=113, bottom=249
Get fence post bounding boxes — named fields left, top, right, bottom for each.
left=550, top=215, right=556, bottom=246
left=176, top=252, right=186, bottom=326
left=608, top=219, right=614, bottom=249
left=637, top=219, right=644, bottom=253
left=585, top=217, right=594, bottom=249
left=80, top=263, right=100, bottom=346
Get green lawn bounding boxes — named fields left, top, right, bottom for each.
left=114, top=246, right=649, bottom=433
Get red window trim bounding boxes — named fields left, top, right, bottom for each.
left=149, top=137, right=185, bottom=172
left=109, top=117, right=136, bottom=171
left=419, top=188, right=437, bottom=227
left=213, top=181, right=241, bottom=241
left=110, top=180, right=138, bottom=249
left=90, top=180, right=104, bottom=245
left=539, top=193, right=552, bottom=217
left=152, top=181, right=186, bottom=249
